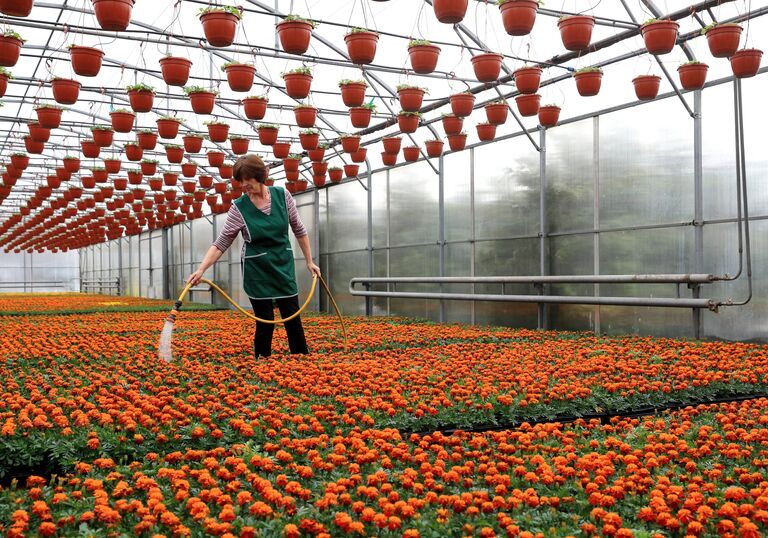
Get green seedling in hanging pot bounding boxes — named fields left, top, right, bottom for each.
left=396, top=84, right=428, bottom=112
left=282, top=66, right=313, bottom=99
left=276, top=14, right=317, bottom=55
left=573, top=66, right=603, bottom=97
left=345, top=27, right=380, bottom=65
left=221, top=61, right=256, bottom=92
left=408, top=38, right=440, bottom=74
left=184, top=85, right=219, bottom=114
left=198, top=5, right=243, bottom=48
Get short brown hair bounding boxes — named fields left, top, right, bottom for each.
left=233, top=154, right=268, bottom=183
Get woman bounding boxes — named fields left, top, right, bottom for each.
left=187, top=154, right=321, bottom=357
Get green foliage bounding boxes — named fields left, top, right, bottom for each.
left=91, top=125, right=113, bottom=132
left=0, top=67, right=13, bottom=79
left=347, top=27, right=377, bottom=35
left=197, top=5, right=242, bottom=19
left=158, top=115, right=182, bottom=122
left=221, top=61, right=253, bottom=72
left=111, top=108, right=133, bottom=114
left=398, top=110, right=422, bottom=117
left=257, top=123, right=278, bottom=130
left=1, top=29, right=24, bottom=41
left=126, top=83, right=155, bottom=93
left=408, top=39, right=431, bottom=47
left=574, top=66, right=603, bottom=74
left=282, top=66, right=312, bottom=77
left=701, top=22, right=741, bottom=35
left=183, top=86, right=217, bottom=95
left=163, top=144, right=182, bottom=149
left=203, top=120, right=228, bottom=125
left=300, top=129, right=318, bottom=135
left=338, top=79, right=367, bottom=87
left=141, top=158, right=159, bottom=164
left=34, top=104, right=63, bottom=110
left=396, top=84, right=427, bottom=93
left=245, top=94, right=268, bottom=100
left=281, top=14, right=317, bottom=28
left=358, top=102, right=376, bottom=111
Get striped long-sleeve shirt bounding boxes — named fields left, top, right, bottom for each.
left=213, top=188, right=307, bottom=257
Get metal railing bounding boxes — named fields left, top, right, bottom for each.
left=80, top=277, right=121, bottom=295
left=0, top=281, right=68, bottom=290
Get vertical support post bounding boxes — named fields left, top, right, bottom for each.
left=438, top=155, right=445, bottom=323
left=469, top=147, right=476, bottom=325
left=211, top=216, right=218, bottom=304
left=162, top=227, right=171, bottom=300
left=385, top=169, right=391, bottom=316
left=538, top=127, right=548, bottom=329
left=314, top=188, right=322, bottom=312
left=593, top=116, right=601, bottom=335
left=117, top=238, right=123, bottom=296
left=23, top=250, right=28, bottom=293
left=366, top=167, right=373, bottom=316
left=692, top=89, right=704, bottom=339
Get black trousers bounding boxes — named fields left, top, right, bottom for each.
left=249, top=294, right=309, bottom=358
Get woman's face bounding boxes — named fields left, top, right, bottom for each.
left=238, top=177, right=262, bottom=194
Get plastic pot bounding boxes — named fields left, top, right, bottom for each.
left=92, top=0, right=135, bottom=31
left=345, top=30, right=379, bottom=64
left=538, top=105, right=561, bottom=128
left=447, top=133, right=467, bottom=152
left=113, top=177, right=128, bottom=190
left=677, top=63, right=708, bottom=90
left=441, top=114, right=464, bottom=135
left=273, top=141, right=291, bottom=159
left=242, top=97, right=267, bottom=120
left=408, top=44, right=441, bottom=74
left=284, top=73, right=312, bottom=99
left=632, top=74, right=661, bottom=100
left=476, top=123, right=496, bottom=142
left=398, top=87, right=425, bottom=112
left=730, top=49, right=763, bottom=79
left=181, top=165, right=197, bottom=180
left=51, top=78, right=80, bottom=105
left=199, top=175, right=214, bottom=189
left=182, top=135, right=203, bottom=154
left=92, top=168, right=108, bottom=182
left=351, top=147, right=367, bottom=163
left=230, top=137, right=250, bottom=154
left=63, top=157, right=80, bottom=173
left=35, top=106, right=62, bottom=129
left=0, top=73, right=6, bottom=97
left=128, top=89, right=154, bottom=113
left=156, top=119, right=180, bottom=139
left=340, top=82, right=366, bottom=107
left=312, top=174, right=326, bottom=187
left=159, top=56, right=192, bottom=86
left=200, top=11, right=240, bottom=47
left=294, top=106, right=317, bottom=128
left=558, top=15, right=595, bottom=51
left=433, top=0, right=468, bottom=24
left=705, top=24, right=742, bottom=58
left=276, top=19, right=313, bottom=55
left=425, top=140, right=444, bottom=158
left=163, top=173, right=178, bottom=187
left=350, top=107, right=373, bottom=128
left=328, top=168, right=343, bottom=183
left=137, top=131, right=158, bottom=150
left=515, top=94, right=540, bottom=116
left=312, top=161, right=328, bottom=175
left=573, top=70, right=603, bottom=97
left=341, top=136, right=361, bottom=153
left=398, top=114, right=419, bottom=133
left=344, top=164, right=359, bottom=178
left=471, top=52, right=503, bottom=82
left=68, top=45, right=104, bottom=76
left=165, top=146, right=184, bottom=163
left=110, top=110, right=135, bottom=133
left=127, top=171, right=143, bottom=185
left=55, top=166, right=71, bottom=181
left=28, top=123, right=50, bottom=142
left=299, top=132, right=319, bottom=150
left=225, top=63, right=255, bottom=92
left=82, top=176, right=96, bottom=189
left=381, top=152, right=397, bottom=166
left=513, top=66, right=542, bottom=94
left=0, top=0, right=33, bottom=16
left=382, top=137, right=402, bottom=155
left=283, top=158, right=300, bottom=173
left=125, top=144, right=143, bottom=161
left=104, top=158, right=121, bottom=174
left=640, top=20, right=679, bottom=55
left=0, top=35, right=22, bottom=67
left=206, top=123, right=229, bottom=143
left=189, top=91, right=216, bottom=115
left=498, top=0, right=539, bottom=36
left=11, top=154, right=29, bottom=170
left=257, top=127, right=278, bottom=146
left=141, top=162, right=157, bottom=176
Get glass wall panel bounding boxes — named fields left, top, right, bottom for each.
left=443, top=151, right=472, bottom=242
left=191, top=218, right=212, bottom=263
left=371, top=249, right=388, bottom=316
left=702, top=82, right=737, bottom=220
left=549, top=233, right=595, bottom=331
left=324, top=250, right=368, bottom=315
left=371, top=172, right=387, bottom=248
left=388, top=161, right=439, bottom=246
left=473, top=136, right=540, bottom=240
left=740, top=74, right=768, bottom=221
left=326, top=181, right=367, bottom=252
left=443, top=242, right=472, bottom=323
left=388, top=245, right=440, bottom=320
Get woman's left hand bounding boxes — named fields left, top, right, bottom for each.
left=307, top=261, right=321, bottom=277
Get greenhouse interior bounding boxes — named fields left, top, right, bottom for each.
left=1, top=0, right=768, bottom=536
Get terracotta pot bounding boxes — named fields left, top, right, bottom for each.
left=257, top=127, right=278, bottom=146
left=705, top=24, right=742, bottom=58
left=127, top=170, right=143, bottom=185
left=91, top=128, right=113, bottom=147
left=513, top=66, right=542, bottom=94
left=180, top=135, right=201, bottom=154
left=128, top=89, right=154, bottom=113
left=433, top=0, right=468, bottom=24
left=68, top=45, right=104, bottom=76
left=730, top=49, right=763, bottom=79
left=476, top=123, right=496, bottom=142
left=408, top=44, right=440, bottom=74
left=312, top=174, right=326, bottom=187
left=163, top=172, right=178, bottom=186
left=398, top=114, right=419, bottom=133
left=92, top=168, right=108, bottom=182
left=485, top=103, right=509, bottom=125
left=381, top=152, right=397, bottom=166
left=207, top=151, right=225, bottom=167
left=345, top=31, right=379, bottom=64
left=148, top=177, right=162, bottom=191
left=276, top=19, right=313, bottom=55
left=46, top=175, right=61, bottom=189
left=230, top=137, right=249, bottom=154
left=273, top=141, right=291, bottom=159
left=55, top=166, right=71, bottom=181
left=199, top=175, right=214, bottom=189
left=82, top=176, right=96, bottom=189
left=206, top=123, right=229, bottom=142
left=350, top=107, right=373, bottom=128
left=307, top=147, right=324, bottom=161
left=498, top=0, right=539, bottom=36
left=63, top=157, right=80, bottom=173
left=283, top=158, right=300, bottom=173
left=200, top=11, right=240, bottom=47
left=82, top=140, right=100, bottom=158
left=92, top=0, right=134, bottom=31
left=189, top=91, right=216, bottom=114
left=340, top=82, right=366, bottom=107
left=0, top=35, right=22, bottom=67
left=110, top=110, right=135, bottom=133
left=538, top=105, right=561, bottom=128
left=344, top=164, right=359, bottom=178
left=11, top=154, right=29, bottom=170
left=159, top=56, right=192, bottom=86
left=448, top=134, right=467, bottom=151
left=141, top=162, right=157, bottom=175
left=51, top=78, right=80, bottom=105
left=515, top=93, right=540, bottom=116
left=0, top=0, right=33, bottom=16
left=242, top=96, right=267, bottom=120
left=382, top=137, right=401, bottom=155
left=341, top=136, right=361, bottom=153
left=632, top=75, right=661, bottom=100
left=677, top=63, right=708, bottom=90
left=640, top=20, right=679, bottom=55
left=225, top=63, right=255, bottom=92
left=35, top=106, right=62, bottom=129
left=573, top=70, right=603, bottom=97
left=351, top=147, right=367, bottom=163
left=125, top=144, right=143, bottom=161
left=441, top=114, right=463, bottom=135
left=403, top=146, right=420, bottom=162
left=165, top=146, right=184, bottom=163
left=557, top=15, right=595, bottom=51
left=156, top=119, right=180, bottom=139
left=137, top=131, right=158, bottom=150
left=311, top=161, right=328, bottom=175
left=398, top=87, right=425, bottom=112
left=471, top=52, right=503, bottom=82
left=182, top=165, right=197, bottom=179
left=285, top=170, right=299, bottom=182
left=283, top=73, right=312, bottom=99
left=299, top=132, right=319, bottom=150
left=425, top=140, right=444, bottom=158
left=103, top=159, right=120, bottom=174
left=294, top=106, right=317, bottom=128
left=329, top=168, right=343, bottom=183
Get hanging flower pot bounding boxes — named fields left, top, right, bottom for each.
left=513, top=65, right=542, bottom=94
left=442, top=114, right=464, bottom=135
left=182, top=134, right=204, bottom=153
left=81, top=175, right=96, bottom=189
left=276, top=16, right=314, bottom=54
left=558, top=15, right=595, bottom=51
left=515, top=93, right=540, bottom=116
left=345, top=29, right=379, bottom=64
left=0, top=31, right=24, bottom=67
left=447, top=133, right=467, bottom=152
left=11, top=153, right=29, bottom=170
left=273, top=141, right=291, bottom=159
left=311, top=161, right=328, bottom=175
left=50, top=78, right=80, bottom=105
left=159, top=56, right=192, bottom=86
left=471, top=52, right=503, bottom=82
left=205, top=121, right=229, bottom=142
left=92, top=126, right=114, bottom=147
left=56, top=166, right=71, bottom=181
left=677, top=61, right=708, bottom=90
left=351, top=147, right=367, bottom=163
left=294, top=105, right=317, bottom=128
left=350, top=105, right=374, bottom=128
left=92, top=0, right=135, bottom=31
left=113, top=177, right=128, bottom=191
left=299, top=129, right=320, bottom=150
left=199, top=7, right=242, bottom=47
left=283, top=157, right=300, bottom=172
left=730, top=49, right=763, bottom=79
left=186, top=87, right=217, bottom=115
left=0, top=0, right=33, bottom=16
left=283, top=68, right=313, bottom=99
left=46, top=175, right=61, bottom=189
left=182, top=164, right=198, bottom=179
left=125, top=143, right=143, bottom=161
left=703, top=23, right=742, bottom=58
left=476, top=123, right=497, bottom=142
left=0, top=69, right=8, bottom=98
left=381, top=152, right=397, bottom=166
left=257, top=124, right=279, bottom=146
left=341, top=135, right=361, bottom=153
left=182, top=180, right=197, bottom=193
left=398, top=111, right=420, bottom=133
left=68, top=45, right=104, bottom=76
left=219, top=163, right=233, bottom=180
left=110, top=109, right=135, bottom=133
left=450, top=92, right=475, bottom=118
left=92, top=168, right=108, bottom=182
left=285, top=170, right=300, bottom=182
left=63, top=156, right=80, bottom=173
left=104, top=158, right=121, bottom=174
left=141, top=160, right=158, bottom=175
left=432, top=0, right=468, bottom=24
left=137, top=130, right=158, bottom=150
left=408, top=40, right=441, bottom=74
left=640, top=19, right=679, bottom=55
left=344, top=164, right=359, bottom=178
left=163, top=172, right=178, bottom=186
left=329, top=167, right=343, bottom=183
left=27, top=122, right=48, bottom=143
left=223, top=62, right=255, bottom=92
left=127, top=83, right=155, bottom=112
left=633, top=74, right=661, bottom=100
left=207, top=151, right=225, bottom=167
left=312, top=174, right=326, bottom=187
left=498, top=0, right=539, bottom=36
left=242, top=95, right=268, bottom=120
left=81, top=140, right=100, bottom=158
left=35, top=105, right=63, bottom=129
left=148, top=177, right=162, bottom=191
left=382, top=137, right=402, bottom=155
left=164, top=144, right=184, bottom=163
left=484, top=101, right=508, bottom=125
left=425, top=139, right=444, bottom=158
left=127, top=170, right=143, bottom=185
left=573, top=68, right=603, bottom=97
left=230, top=136, right=250, bottom=154
left=199, top=175, right=214, bottom=189
left=397, top=85, right=426, bottom=112
left=403, top=146, right=420, bottom=162
left=538, top=105, right=561, bottom=128
left=156, top=117, right=182, bottom=139
left=339, top=80, right=367, bottom=107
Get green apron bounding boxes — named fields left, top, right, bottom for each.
left=234, top=186, right=298, bottom=300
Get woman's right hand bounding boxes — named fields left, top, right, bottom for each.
left=186, top=269, right=205, bottom=286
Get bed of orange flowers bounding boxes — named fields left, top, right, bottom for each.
left=1, top=294, right=768, bottom=536
left=0, top=293, right=223, bottom=315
